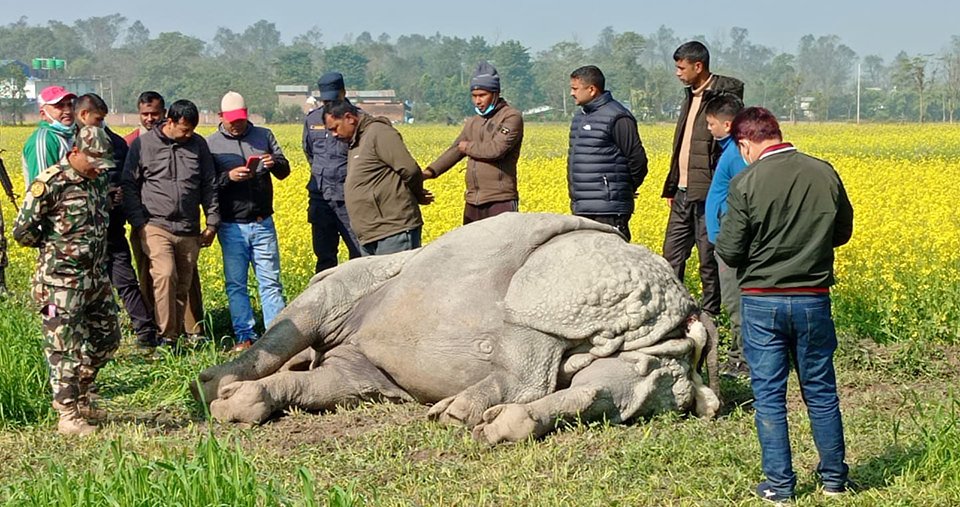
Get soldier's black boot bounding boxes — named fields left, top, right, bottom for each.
left=0, top=267, right=7, bottom=295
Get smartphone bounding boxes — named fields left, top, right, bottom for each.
left=245, top=155, right=263, bottom=173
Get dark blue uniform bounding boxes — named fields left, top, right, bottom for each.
left=302, top=106, right=361, bottom=273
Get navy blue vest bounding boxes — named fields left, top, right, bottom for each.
left=303, top=105, right=350, bottom=201
left=567, top=91, right=636, bottom=215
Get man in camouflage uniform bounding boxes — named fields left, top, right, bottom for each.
left=13, top=126, right=121, bottom=436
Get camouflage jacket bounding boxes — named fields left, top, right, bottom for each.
left=13, top=159, right=111, bottom=290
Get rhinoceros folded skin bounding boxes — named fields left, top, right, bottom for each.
left=193, top=212, right=719, bottom=444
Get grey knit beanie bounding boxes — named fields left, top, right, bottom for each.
left=470, top=61, right=501, bottom=93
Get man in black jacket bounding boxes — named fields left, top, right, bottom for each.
left=716, top=107, right=854, bottom=503
left=207, top=91, right=290, bottom=352
left=122, top=100, right=220, bottom=346
left=567, top=65, right=648, bottom=241
left=662, top=41, right=743, bottom=320
left=75, top=93, right=159, bottom=350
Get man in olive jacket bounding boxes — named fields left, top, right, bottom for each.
left=715, top=107, right=854, bottom=503
left=662, top=41, right=744, bottom=320
left=323, top=100, right=434, bottom=255
left=423, top=61, right=523, bottom=224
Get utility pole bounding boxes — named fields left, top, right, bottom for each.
left=856, top=63, right=861, bottom=125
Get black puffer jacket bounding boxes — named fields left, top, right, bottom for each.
left=567, top=91, right=637, bottom=215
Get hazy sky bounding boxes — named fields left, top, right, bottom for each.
left=2, top=0, right=955, bottom=61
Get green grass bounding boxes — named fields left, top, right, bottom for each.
left=1, top=259, right=959, bottom=504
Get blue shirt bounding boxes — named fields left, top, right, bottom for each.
left=705, top=135, right=748, bottom=244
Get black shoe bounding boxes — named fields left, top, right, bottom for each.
left=184, top=334, right=211, bottom=349
left=720, top=359, right=750, bottom=379
left=816, top=472, right=859, bottom=497
left=755, top=481, right=793, bottom=505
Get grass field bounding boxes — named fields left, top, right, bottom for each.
left=0, top=122, right=958, bottom=505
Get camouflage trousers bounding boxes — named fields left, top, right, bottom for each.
left=33, top=282, right=121, bottom=405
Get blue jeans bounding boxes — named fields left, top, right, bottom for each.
left=218, top=217, right=286, bottom=343
left=360, top=227, right=422, bottom=256
left=741, top=294, right=848, bottom=496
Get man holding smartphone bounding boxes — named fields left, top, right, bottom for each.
left=207, top=91, right=291, bottom=352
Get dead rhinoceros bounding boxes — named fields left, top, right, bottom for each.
left=193, top=213, right=719, bottom=444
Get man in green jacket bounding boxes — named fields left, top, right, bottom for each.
left=423, top=61, right=523, bottom=224
left=716, top=107, right=854, bottom=503
left=323, top=100, right=434, bottom=255
left=22, top=86, right=77, bottom=189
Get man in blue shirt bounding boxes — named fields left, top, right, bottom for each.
left=703, top=94, right=748, bottom=378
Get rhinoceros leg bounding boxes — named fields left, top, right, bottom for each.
left=193, top=251, right=415, bottom=406
left=426, top=324, right=567, bottom=428
left=210, top=345, right=414, bottom=424
left=473, top=337, right=719, bottom=445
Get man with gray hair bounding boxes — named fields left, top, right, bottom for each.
left=423, top=61, right=524, bottom=224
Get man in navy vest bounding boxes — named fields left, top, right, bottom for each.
left=567, top=66, right=648, bottom=241
left=302, top=72, right=362, bottom=273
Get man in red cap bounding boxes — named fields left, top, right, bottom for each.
left=22, top=85, right=77, bottom=189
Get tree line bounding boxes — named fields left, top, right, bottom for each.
left=1, top=15, right=959, bottom=124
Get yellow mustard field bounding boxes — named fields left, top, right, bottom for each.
left=1, top=122, right=957, bottom=344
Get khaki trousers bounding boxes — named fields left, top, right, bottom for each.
left=131, top=227, right=205, bottom=334
left=139, top=225, right=201, bottom=340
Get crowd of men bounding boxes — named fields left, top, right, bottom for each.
left=0, top=39, right=855, bottom=503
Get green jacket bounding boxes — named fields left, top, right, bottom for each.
left=345, top=114, right=426, bottom=245
left=21, top=121, right=75, bottom=190
left=715, top=145, right=854, bottom=291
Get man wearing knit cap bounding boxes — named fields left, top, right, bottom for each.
left=302, top=72, right=362, bottom=273
left=423, top=61, right=524, bottom=224
left=207, top=91, right=290, bottom=352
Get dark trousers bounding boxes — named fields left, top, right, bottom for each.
left=577, top=213, right=632, bottom=242
left=662, top=190, right=721, bottom=314
left=463, top=200, right=518, bottom=225
left=106, top=214, right=158, bottom=345
left=309, top=197, right=361, bottom=273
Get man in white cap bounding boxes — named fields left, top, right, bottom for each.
left=22, top=85, right=77, bottom=188
left=206, top=91, right=290, bottom=352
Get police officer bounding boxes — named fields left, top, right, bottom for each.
left=302, top=72, right=361, bottom=273
left=13, top=126, right=122, bottom=436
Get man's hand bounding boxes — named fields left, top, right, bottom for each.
left=666, top=197, right=674, bottom=208
left=261, top=154, right=275, bottom=168
left=200, top=227, right=217, bottom=248
left=421, top=168, right=436, bottom=180
left=108, top=185, right=123, bottom=206
left=457, top=141, right=471, bottom=153
left=418, top=189, right=436, bottom=205
left=228, top=166, right=253, bottom=182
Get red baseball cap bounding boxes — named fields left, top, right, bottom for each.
left=38, top=86, right=76, bottom=107
left=220, top=91, right=248, bottom=122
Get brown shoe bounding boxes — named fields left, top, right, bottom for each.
left=53, top=401, right=97, bottom=436
left=77, top=396, right=107, bottom=422
left=230, top=340, right=253, bottom=353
